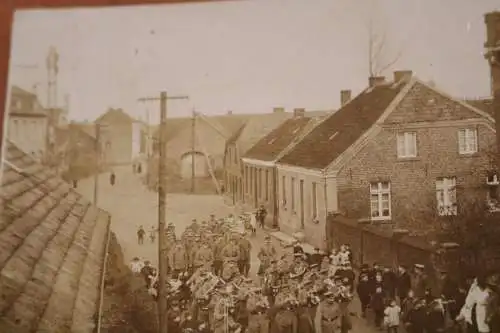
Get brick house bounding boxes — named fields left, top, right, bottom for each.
left=276, top=71, right=497, bottom=249
left=223, top=109, right=293, bottom=207
left=241, top=109, right=328, bottom=227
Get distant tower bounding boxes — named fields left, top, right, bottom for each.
left=46, top=46, right=59, bottom=109
left=484, top=11, right=500, bottom=158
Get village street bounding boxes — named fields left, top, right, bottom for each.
left=75, top=166, right=376, bottom=333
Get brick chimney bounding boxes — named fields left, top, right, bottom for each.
left=273, top=107, right=285, bottom=113
left=484, top=11, right=500, bottom=167
left=293, top=108, right=305, bottom=118
left=368, top=76, right=386, bottom=87
left=393, top=70, right=413, bottom=83
left=340, top=90, right=351, bottom=106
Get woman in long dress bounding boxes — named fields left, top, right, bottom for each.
left=457, top=274, right=494, bottom=333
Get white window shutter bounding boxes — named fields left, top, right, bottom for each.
left=397, top=133, right=405, bottom=157
left=458, top=130, right=466, bottom=153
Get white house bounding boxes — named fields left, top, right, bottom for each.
left=6, top=86, right=48, bottom=160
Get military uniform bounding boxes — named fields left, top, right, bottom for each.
left=321, top=294, right=342, bottom=333
left=221, top=239, right=241, bottom=264
left=238, top=235, right=252, bottom=277
left=247, top=291, right=270, bottom=333
left=171, top=244, right=188, bottom=276
left=193, top=243, right=214, bottom=270
left=270, top=302, right=298, bottom=333
left=258, top=239, right=277, bottom=276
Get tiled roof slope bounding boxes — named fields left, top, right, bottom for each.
left=0, top=141, right=111, bottom=333
left=464, top=98, right=494, bottom=116
left=244, top=117, right=314, bottom=161
left=230, top=112, right=293, bottom=154
left=278, top=83, right=407, bottom=169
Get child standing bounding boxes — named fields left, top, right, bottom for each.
left=384, top=299, right=401, bottom=333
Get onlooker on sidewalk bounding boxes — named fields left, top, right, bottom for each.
left=384, top=299, right=401, bottom=333
left=137, top=225, right=145, bottom=245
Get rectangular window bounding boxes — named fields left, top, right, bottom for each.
left=458, top=128, right=478, bottom=154
left=312, top=182, right=317, bottom=218
left=291, top=177, right=296, bottom=212
left=369, top=182, right=391, bottom=220
left=282, top=175, right=286, bottom=206
left=436, top=177, right=457, bottom=216
left=265, top=170, right=269, bottom=201
left=397, top=132, right=417, bottom=158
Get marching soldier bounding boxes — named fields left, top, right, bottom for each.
left=171, top=242, right=188, bottom=277
left=290, top=253, right=308, bottom=280
left=258, top=236, right=277, bottom=284
left=297, top=282, right=316, bottom=333
left=270, top=291, right=298, bottom=333
left=193, top=241, right=214, bottom=271
left=238, top=233, right=252, bottom=277
left=213, top=235, right=225, bottom=276
left=221, top=234, right=241, bottom=264
left=247, top=288, right=270, bottom=333
left=321, top=291, right=342, bottom=333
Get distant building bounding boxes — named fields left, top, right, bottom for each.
left=7, top=86, right=48, bottom=160
left=223, top=108, right=295, bottom=206
left=95, top=108, right=146, bottom=165
left=240, top=109, right=329, bottom=226
left=277, top=71, right=498, bottom=248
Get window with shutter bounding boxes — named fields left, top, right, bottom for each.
left=458, top=129, right=478, bottom=154
left=369, top=181, right=391, bottom=220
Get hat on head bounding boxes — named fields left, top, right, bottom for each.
left=310, top=263, right=319, bottom=269
left=415, top=264, right=425, bottom=269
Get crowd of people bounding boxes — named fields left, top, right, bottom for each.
left=129, top=213, right=500, bottom=333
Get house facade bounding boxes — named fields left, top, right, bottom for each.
left=95, top=108, right=145, bottom=165
left=7, top=86, right=48, bottom=160
left=240, top=109, right=328, bottom=227
left=223, top=109, right=292, bottom=207
left=277, top=71, right=498, bottom=249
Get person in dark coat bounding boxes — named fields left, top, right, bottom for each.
left=308, top=247, right=322, bottom=266
left=425, top=297, right=446, bottom=333
left=382, top=266, right=397, bottom=299
left=110, top=171, right=116, bottom=186
left=412, top=264, right=429, bottom=298
left=371, top=278, right=386, bottom=329
left=397, top=265, right=412, bottom=303
left=292, top=241, right=304, bottom=255
left=439, top=269, right=462, bottom=321
left=406, top=298, right=427, bottom=333
left=356, top=272, right=372, bottom=318
left=401, top=290, right=417, bottom=328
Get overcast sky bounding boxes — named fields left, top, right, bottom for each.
left=7, top=0, right=500, bottom=123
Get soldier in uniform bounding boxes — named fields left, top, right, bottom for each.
left=238, top=233, right=252, bottom=277
left=258, top=236, right=277, bottom=284
left=167, top=297, right=183, bottom=333
left=290, top=253, right=308, bottom=280
left=321, top=290, right=342, bottom=333
left=297, top=281, right=316, bottom=333
left=247, top=289, right=269, bottom=333
left=193, top=241, right=214, bottom=271
left=270, top=290, right=298, bottom=333
left=213, top=235, right=225, bottom=276
left=171, top=242, right=188, bottom=278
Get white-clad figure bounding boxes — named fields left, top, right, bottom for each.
left=130, top=257, right=144, bottom=274
left=457, top=278, right=492, bottom=333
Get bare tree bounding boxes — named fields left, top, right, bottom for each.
left=367, top=17, right=403, bottom=77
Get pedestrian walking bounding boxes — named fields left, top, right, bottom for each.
left=110, top=171, right=116, bottom=186
left=137, top=225, right=145, bottom=245
left=256, top=205, right=267, bottom=228
left=149, top=226, right=156, bottom=243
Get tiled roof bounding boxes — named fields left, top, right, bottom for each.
left=464, top=98, right=494, bottom=116
left=229, top=112, right=293, bottom=154
left=0, top=141, right=111, bottom=332
left=244, top=117, right=315, bottom=161
left=278, top=83, right=408, bottom=169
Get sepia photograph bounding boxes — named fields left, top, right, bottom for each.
left=1, top=0, right=500, bottom=332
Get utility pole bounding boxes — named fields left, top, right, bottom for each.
left=94, top=123, right=101, bottom=205
left=191, top=109, right=196, bottom=193
left=138, top=92, right=188, bottom=333
left=145, top=107, right=151, bottom=185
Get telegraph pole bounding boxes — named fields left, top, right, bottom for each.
left=94, top=123, right=101, bottom=205
left=138, top=92, right=188, bottom=333
left=191, top=109, right=196, bottom=193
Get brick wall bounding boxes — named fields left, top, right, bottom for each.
left=336, top=82, right=497, bottom=232
left=328, top=215, right=439, bottom=289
